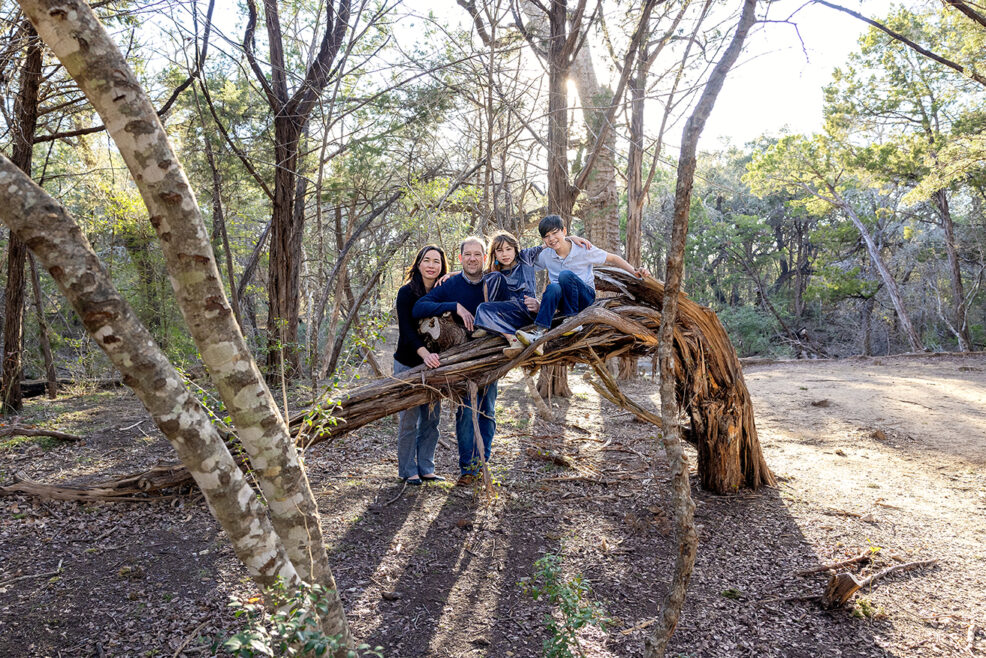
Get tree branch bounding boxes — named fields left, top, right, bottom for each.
left=813, top=0, right=986, bottom=88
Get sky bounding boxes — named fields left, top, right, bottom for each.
left=701, top=0, right=897, bottom=147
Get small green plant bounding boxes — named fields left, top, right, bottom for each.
left=851, top=596, right=885, bottom=619
left=522, top=552, right=610, bottom=658
left=219, top=580, right=383, bottom=657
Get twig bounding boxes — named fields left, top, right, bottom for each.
left=620, top=617, right=656, bottom=635
left=0, top=559, right=63, bottom=587
left=120, top=420, right=145, bottom=431
left=858, top=559, right=938, bottom=588
left=378, top=482, right=408, bottom=508
left=172, top=620, right=209, bottom=658
left=468, top=382, right=495, bottom=496
left=797, top=550, right=872, bottom=576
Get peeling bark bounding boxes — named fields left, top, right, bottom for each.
left=0, top=157, right=299, bottom=590
left=16, top=0, right=351, bottom=645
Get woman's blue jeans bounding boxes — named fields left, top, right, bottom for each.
left=393, top=358, right=442, bottom=479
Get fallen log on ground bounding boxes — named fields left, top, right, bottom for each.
left=1, top=268, right=774, bottom=500
left=0, top=464, right=193, bottom=502
left=0, top=426, right=83, bottom=442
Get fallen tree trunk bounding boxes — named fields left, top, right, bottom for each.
left=2, top=268, right=774, bottom=499
left=293, top=268, right=774, bottom=493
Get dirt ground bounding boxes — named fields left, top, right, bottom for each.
left=0, top=353, right=984, bottom=657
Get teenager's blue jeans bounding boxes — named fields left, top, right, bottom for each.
left=393, top=359, right=442, bottom=479
left=535, top=270, right=596, bottom=329
left=455, top=381, right=497, bottom=475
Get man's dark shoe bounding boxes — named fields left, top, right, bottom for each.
left=455, top=473, right=477, bottom=487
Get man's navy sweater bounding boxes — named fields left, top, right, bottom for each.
left=412, top=272, right=485, bottom=318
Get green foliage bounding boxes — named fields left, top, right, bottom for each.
left=716, top=306, right=781, bottom=358
left=521, top=552, right=610, bottom=658
left=805, top=265, right=878, bottom=304
left=219, top=581, right=383, bottom=657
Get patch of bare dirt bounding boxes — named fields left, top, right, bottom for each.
left=0, top=354, right=984, bottom=656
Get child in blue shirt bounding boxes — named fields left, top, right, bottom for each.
left=474, top=230, right=590, bottom=357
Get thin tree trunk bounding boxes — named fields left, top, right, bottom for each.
left=28, top=253, right=56, bottom=398
left=646, top=1, right=758, bottom=655
left=933, top=189, right=971, bottom=351
left=861, top=295, right=874, bottom=356
left=572, top=44, right=620, bottom=253
left=320, top=233, right=408, bottom=379
left=19, top=0, right=352, bottom=646
left=195, top=85, right=243, bottom=331
left=832, top=189, right=923, bottom=352
left=1, top=26, right=42, bottom=414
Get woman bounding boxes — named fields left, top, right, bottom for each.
left=474, top=231, right=590, bottom=357
left=393, top=244, right=448, bottom=484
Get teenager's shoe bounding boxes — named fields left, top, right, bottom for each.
left=404, top=477, right=422, bottom=486
left=471, top=329, right=488, bottom=338
left=515, top=329, right=545, bottom=356
left=561, top=325, right=583, bottom=337
left=421, top=474, right=445, bottom=482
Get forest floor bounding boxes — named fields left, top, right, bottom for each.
left=0, top=352, right=984, bottom=657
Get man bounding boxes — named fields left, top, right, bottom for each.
left=518, top=214, right=650, bottom=346
left=413, top=236, right=496, bottom=486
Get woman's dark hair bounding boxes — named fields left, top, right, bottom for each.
left=486, top=231, right=521, bottom=272
left=404, top=244, right=449, bottom=297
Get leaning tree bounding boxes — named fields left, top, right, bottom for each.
left=0, top=0, right=355, bottom=651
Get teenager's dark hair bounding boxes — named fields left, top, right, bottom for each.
left=486, top=231, right=521, bottom=272
left=404, top=244, right=449, bottom=297
left=538, top=214, right=565, bottom=238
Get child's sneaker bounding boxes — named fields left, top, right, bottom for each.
left=503, top=334, right=524, bottom=358
left=515, top=329, right=545, bottom=356
left=561, top=325, right=583, bottom=336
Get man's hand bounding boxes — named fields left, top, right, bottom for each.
left=456, top=303, right=475, bottom=331
left=523, top=295, right=540, bottom=313
left=568, top=235, right=592, bottom=249
left=435, top=273, right=452, bottom=286
left=422, top=351, right=440, bottom=368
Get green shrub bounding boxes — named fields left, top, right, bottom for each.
left=521, top=552, right=609, bottom=658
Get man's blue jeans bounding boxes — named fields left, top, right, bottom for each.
left=535, top=270, right=596, bottom=329
left=455, top=381, right=497, bottom=475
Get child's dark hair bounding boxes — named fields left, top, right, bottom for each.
left=486, top=231, right=521, bottom=272
left=404, top=244, right=449, bottom=297
left=538, top=214, right=565, bottom=238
